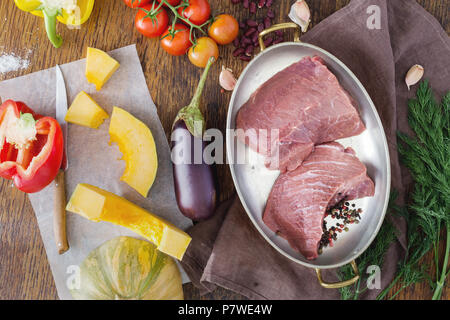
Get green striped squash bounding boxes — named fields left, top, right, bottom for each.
left=70, top=236, right=184, bottom=300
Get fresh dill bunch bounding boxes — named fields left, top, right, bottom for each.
left=377, top=80, right=449, bottom=300
left=341, top=81, right=449, bottom=300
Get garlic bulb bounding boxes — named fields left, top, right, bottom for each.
left=405, top=64, right=424, bottom=90
left=289, top=0, right=311, bottom=33
left=219, top=66, right=237, bottom=91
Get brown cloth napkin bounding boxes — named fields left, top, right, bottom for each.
left=181, top=0, right=450, bottom=300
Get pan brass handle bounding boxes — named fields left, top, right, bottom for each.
left=315, top=260, right=359, bottom=289
left=258, top=22, right=301, bottom=52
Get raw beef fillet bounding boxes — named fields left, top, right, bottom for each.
left=263, top=142, right=375, bottom=260
left=236, top=56, right=365, bottom=172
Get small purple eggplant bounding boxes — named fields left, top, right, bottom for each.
left=171, top=57, right=217, bottom=221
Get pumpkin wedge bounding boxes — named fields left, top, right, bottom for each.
left=66, top=183, right=191, bottom=260
left=109, top=107, right=158, bottom=197
left=85, top=47, right=120, bottom=91
left=65, top=91, right=109, bottom=128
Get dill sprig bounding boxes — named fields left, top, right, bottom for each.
left=377, top=80, right=450, bottom=300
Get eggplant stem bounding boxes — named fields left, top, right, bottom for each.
left=187, top=57, right=215, bottom=109
left=173, top=56, right=215, bottom=138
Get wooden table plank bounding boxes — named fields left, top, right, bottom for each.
left=0, top=0, right=448, bottom=300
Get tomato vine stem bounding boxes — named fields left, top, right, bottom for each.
left=158, top=0, right=210, bottom=45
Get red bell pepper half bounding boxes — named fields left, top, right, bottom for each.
left=0, top=100, right=63, bottom=193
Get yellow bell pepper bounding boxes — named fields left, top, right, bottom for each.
left=14, top=0, right=95, bottom=48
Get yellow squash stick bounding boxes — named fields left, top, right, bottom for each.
left=66, top=183, right=192, bottom=260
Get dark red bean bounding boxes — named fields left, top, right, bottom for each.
left=239, top=54, right=252, bottom=61
left=275, top=30, right=283, bottom=37
left=245, top=45, right=254, bottom=56
left=246, top=19, right=258, bottom=27
left=263, top=37, right=273, bottom=47
left=258, top=23, right=264, bottom=32
left=233, top=47, right=245, bottom=57
left=273, top=37, right=283, bottom=45
left=245, top=27, right=257, bottom=37
left=232, top=0, right=278, bottom=62
left=233, top=37, right=240, bottom=47
left=240, top=36, right=252, bottom=46
left=249, top=1, right=257, bottom=14
left=251, top=32, right=259, bottom=43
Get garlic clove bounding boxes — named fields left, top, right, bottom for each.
left=219, top=66, right=237, bottom=91
left=405, top=64, right=424, bottom=91
left=289, top=0, right=311, bottom=33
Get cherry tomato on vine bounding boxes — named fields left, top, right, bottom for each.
left=123, top=0, right=152, bottom=8
left=157, top=0, right=181, bottom=6
left=188, top=37, right=218, bottom=68
left=135, top=4, right=169, bottom=38
left=161, top=24, right=192, bottom=56
left=177, top=0, right=211, bottom=26
left=208, top=14, right=239, bottom=45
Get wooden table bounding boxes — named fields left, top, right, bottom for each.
left=0, top=0, right=448, bottom=300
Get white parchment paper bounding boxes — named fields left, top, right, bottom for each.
left=0, top=45, right=193, bottom=300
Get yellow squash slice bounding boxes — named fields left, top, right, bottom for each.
left=85, top=47, right=120, bottom=91
left=65, top=91, right=109, bottom=128
left=109, top=106, right=158, bottom=197
left=66, top=183, right=192, bottom=260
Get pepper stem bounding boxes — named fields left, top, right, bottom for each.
left=43, top=10, right=63, bottom=48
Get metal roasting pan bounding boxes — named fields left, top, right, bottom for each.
left=225, top=23, right=391, bottom=288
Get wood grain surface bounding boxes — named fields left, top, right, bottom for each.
left=0, top=0, right=448, bottom=300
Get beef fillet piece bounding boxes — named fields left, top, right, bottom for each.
left=236, top=56, right=365, bottom=172
left=263, top=142, right=375, bottom=260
